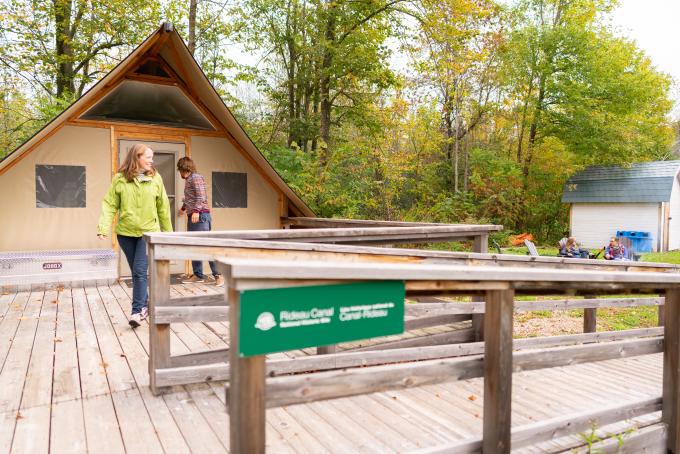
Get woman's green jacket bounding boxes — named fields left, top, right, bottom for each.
left=97, top=172, right=173, bottom=237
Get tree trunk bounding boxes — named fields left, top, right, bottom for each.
left=188, top=0, right=198, bottom=55
left=516, top=75, right=534, bottom=164
left=54, top=0, right=75, bottom=98
left=524, top=73, right=547, bottom=181
left=318, top=2, right=336, bottom=165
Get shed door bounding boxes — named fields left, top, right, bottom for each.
left=117, top=140, right=186, bottom=276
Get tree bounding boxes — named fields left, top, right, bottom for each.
left=408, top=0, right=500, bottom=194
left=0, top=0, right=162, bottom=100
left=234, top=0, right=399, bottom=159
left=502, top=0, right=672, bottom=175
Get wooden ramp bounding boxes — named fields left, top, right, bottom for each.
left=0, top=282, right=665, bottom=453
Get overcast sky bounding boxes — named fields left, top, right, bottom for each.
left=610, top=0, right=680, bottom=117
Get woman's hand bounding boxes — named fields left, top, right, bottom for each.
left=97, top=234, right=107, bottom=240
left=191, top=212, right=199, bottom=224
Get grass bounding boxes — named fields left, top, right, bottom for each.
left=411, top=242, right=677, bottom=335
left=512, top=249, right=679, bottom=337
left=640, top=250, right=680, bottom=264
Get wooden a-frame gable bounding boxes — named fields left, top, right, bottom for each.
left=0, top=22, right=314, bottom=217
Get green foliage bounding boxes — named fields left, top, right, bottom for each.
left=0, top=0, right=676, bottom=246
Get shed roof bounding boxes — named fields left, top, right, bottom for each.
left=562, top=160, right=680, bottom=203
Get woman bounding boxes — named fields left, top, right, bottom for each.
left=97, top=144, right=172, bottom=327
left=560, top=237, right=580, bottom=257
left=176, top=156, right=224, bottom=287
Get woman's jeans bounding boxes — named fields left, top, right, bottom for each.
left=187, top=212, right=219, bottom=278
left=117, top=235, right=148, bottom=314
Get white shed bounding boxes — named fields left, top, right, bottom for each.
left=562, top=161, right=680, bottom=252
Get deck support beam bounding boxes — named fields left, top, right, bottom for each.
left=226, top=269, right=266, bottom=454
left=483, top=288, right=514, bottom=453
left=149, top=252, right=171, bottom=396
left=471, top=233, right=489, bottom=341
left=663, top=289, right=680, bottom=452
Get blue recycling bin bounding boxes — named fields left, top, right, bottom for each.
left=616, top=231, right=653, bottom=254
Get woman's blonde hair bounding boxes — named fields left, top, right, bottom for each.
left=119, top=144, right=155, bottom=181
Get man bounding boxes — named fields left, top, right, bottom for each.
left=177, top=157, right=224, bottom=287
left=604, top=237, right=627, bottom=261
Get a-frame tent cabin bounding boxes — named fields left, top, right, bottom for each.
left=0, top=23, right=314, bottom=277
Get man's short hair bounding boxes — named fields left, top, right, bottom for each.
left=177, top=156, right=196, bottom=173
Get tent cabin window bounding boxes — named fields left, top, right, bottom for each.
left=133, top=59, right=171, bottom=78
left=212, top=172, right=247, bottom=208
left=80, top=80, right=215, bottom=130
left=35, top=165, right=86, bottom=208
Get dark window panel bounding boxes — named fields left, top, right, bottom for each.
left=80, top=80, right=215, bottom=130
left=212, top=172, right=247, bottom=208
left=36, top=165, right=86, bottom=208
left=135, top=60, right=170, bottom=78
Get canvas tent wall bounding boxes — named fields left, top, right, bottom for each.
left=562, top=161, right=680, bottom=252
left=0, top=23, right=313, bottom=277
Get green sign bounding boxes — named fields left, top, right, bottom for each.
left=238, top=280, right=405, bottom=357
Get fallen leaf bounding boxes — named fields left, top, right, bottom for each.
left=101, top=362, right=109, bottom=369
left=15, top=412, right=23, bottom=420
left=51, top=300, right=58, bottom=304
left=119, top=354, right=126, bottom=358
left=54, top=337, right=62, bottom=343
left=468, top=395, right=477, bottom=401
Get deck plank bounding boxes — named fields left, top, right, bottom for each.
left=72, top=287, right=110, bottom=398
left=162, top=387, right=226, bottom=454
left=0, top=290, right=17, bottom=328
left=0, top=292, right=28, bottom=374
left=50, top=399, right=87, bottom=453
left=112, top=388, right=166, bottom=453
left=52, top=288, right=82, bottom=403
left=84, top=286, right=137, bottom=393
left=20, top=290, right=57, bottom=409
left=0, top=290, right=44, bottom=413
left=82, top=394, right=126, bottom=454
left=10, top=406, right=50, bottom=454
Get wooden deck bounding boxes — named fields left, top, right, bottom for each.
left=0, top=281, right=665, bottom=453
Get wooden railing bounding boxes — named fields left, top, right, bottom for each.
left=214, top=258, right=680, bottom=453
left=145, top=233, right=679, bottom=390
left=145, top=228, right=680, bottom=452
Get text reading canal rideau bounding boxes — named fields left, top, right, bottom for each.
left=274, top=303, right=396, bottom=329
left=239, top=281, right=405, bottom=357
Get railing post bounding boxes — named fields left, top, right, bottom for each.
left=472, top=234, right=489, bottom=341
left=663, top=288, right=680, bottom=452
left=148, top=245, right=171, bottom=396
left=582, top=294, right=597, bottom=333
left=659, top=303, right=665, bottom=327
left=483, top=288, right=514, bottom=453
left=224, top=268, right=266, bottom=454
